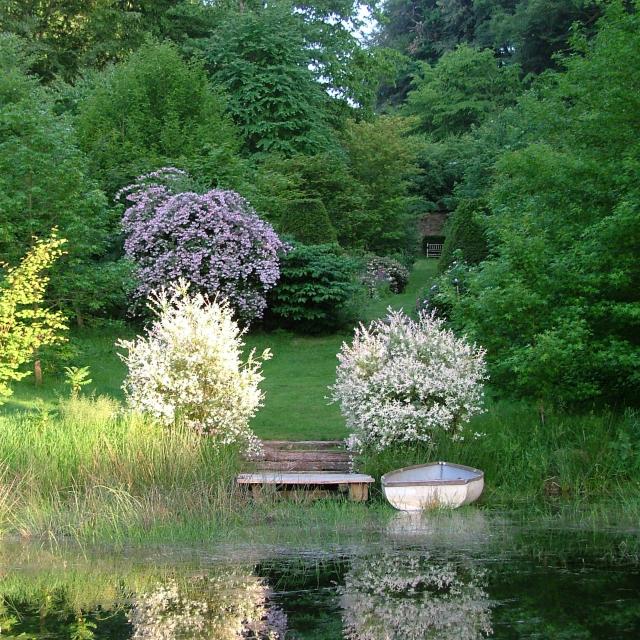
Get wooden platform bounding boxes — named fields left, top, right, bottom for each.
left=237, top=440, right=374, bottom=501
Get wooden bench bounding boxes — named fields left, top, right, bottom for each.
left=237, top=440, right=374, bottom=501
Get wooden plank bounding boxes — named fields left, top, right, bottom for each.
left=348, top=483, right=369, bottom=502
left=261, top=450, right=349, bottom=462
left=237, top=472, right=374, bottom=485
left=253, top=460, right=350, bottom=472
left=262, top=440, right=345, bottom=451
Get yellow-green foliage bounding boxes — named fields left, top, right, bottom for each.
left=0, top=233, right=68, bottom=401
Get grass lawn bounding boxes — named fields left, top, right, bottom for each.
left=4, top=259, right=439, bottom=441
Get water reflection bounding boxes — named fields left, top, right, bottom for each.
left=385, top=510, right=492, bottom=549
left=129, top=573, right=286, bottom=639
left=0, top=562, right=287, bottom=640
left=341, top=552, right=492, bottom=640
left=0, top=513, right=639, bottom=639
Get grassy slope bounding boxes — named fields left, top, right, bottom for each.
left=249, top=259, right=437, bottom=440
left=4, top=260, right=438, bottom=441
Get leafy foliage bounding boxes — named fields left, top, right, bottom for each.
left=76, top=40, right=242, bottom=196
left=405, top=44, right=522, bottom=139
left=0, top=233, right=68, bottom=402
left=377, top=0, right=602, bottom=74
left=439, top=199, right=490, bottom=271
left=279, top=198, right=337, bottom=245
left=0, top=0, right=180, bottom=81
left=443, top=2, right=640, bottom=406
left=203, top=5, right=334, bottom=156
left=342, top=116, right=423, bottom=255
left=264, top=151, right=367, bottom=250
left=63, top=366, right=92, bottom=397
left=266, top=243, right=362, bottom=333
left=0, top=35, right=125, bottom=318
left=120, top=168, right=284, bottom=324
left=331, top=310, right=487, bottom=452
left=117, top=281, right=269, bottom=455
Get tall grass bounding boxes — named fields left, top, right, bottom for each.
left=0, top=395, right=638, bottom=543
left=0, top=396, right=247, bottom=542
left=0, top=396, right=390, bottom=543
left=358, top=400, right=640, bottom=508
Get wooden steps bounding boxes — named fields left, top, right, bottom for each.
left=237, top=440, right=374, bottom=502
left=255, top=440, right=351, bottom=473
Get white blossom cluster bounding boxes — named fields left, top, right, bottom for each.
left=332, top=310, right=487, bottom=452
left=118, top=281, right=270, bottom=455
left=129, top=574, right=285, bottom=640
left=341, top=552, right=492, bottom=640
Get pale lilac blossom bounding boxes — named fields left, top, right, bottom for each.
left=119, top=168, right=284, bottom=324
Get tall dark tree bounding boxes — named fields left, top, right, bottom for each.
left=377, top=0, right=601, bottom=103
left=203, top=5, right=335, bottom=156
left=0, top=1, right=195, bottom=82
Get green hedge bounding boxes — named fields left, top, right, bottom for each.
left=438, top=199, right=489, bottom=271
left=278, top=198, right=337, bottom=245
left=266, top=242, right=362, bottom=333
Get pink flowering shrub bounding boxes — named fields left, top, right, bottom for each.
left=119, top=168, right=284, bottom=323
left=117, top=281, right=270, bottom=454
left=331, top=310, right=487, bottom=452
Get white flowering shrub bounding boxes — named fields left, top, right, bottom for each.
left=117, top=281, right=270, bottom=454
left=332, top=310, right=487, bottom=452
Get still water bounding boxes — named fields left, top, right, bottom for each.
left=1, top=512, right=639, bottom=639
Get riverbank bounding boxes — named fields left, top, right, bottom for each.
left=1, top=258, right=638, bottom=544
left=0, top=393, right=638, bottom=544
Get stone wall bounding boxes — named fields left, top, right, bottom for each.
left=419, top=211, right=449, bottom=237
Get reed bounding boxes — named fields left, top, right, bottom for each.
left=1, top=381, right=638, bottom=544
left=0, top=395, right=249, bottom=542
left=357, top=400, right=640, bottom=507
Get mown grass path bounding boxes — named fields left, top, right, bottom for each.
left=247, top=259, right=437, bottom=440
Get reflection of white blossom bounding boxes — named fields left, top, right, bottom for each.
left=129, top=573, right=286, bottom=640
left=341, top=553, right=492, bottom=640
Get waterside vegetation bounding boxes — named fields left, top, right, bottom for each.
left=0, top=260, right=637, bottom=544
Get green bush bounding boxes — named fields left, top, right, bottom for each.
left=444, top=4, right=640, bottom=407
left=266, top=243, right=363, bottom=333
left=278, top=198, right=337, bottom=245
left=438, top=199, right=489, bottom=271
left=76, top=40, right=242, bottom=196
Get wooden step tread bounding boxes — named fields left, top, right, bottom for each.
left=254, top=461, right=350, bottom=472
left=262, top=440, right=345, bottom=451
left=262, top=450, right=349, bottom=462
left=237, top=472, right=373, bottom=485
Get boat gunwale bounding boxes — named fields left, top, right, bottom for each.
left=381, top=461, right=484, bottom=487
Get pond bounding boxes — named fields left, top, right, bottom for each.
left=1, top=511, right=639, bottom=639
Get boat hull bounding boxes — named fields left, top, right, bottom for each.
left=382, top=462, right=484, bottom=511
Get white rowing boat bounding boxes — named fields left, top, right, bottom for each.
left=381, top=461, right=484, bottom=510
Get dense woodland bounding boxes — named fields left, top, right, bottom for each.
left=1, top=0, right=639, bottom=411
